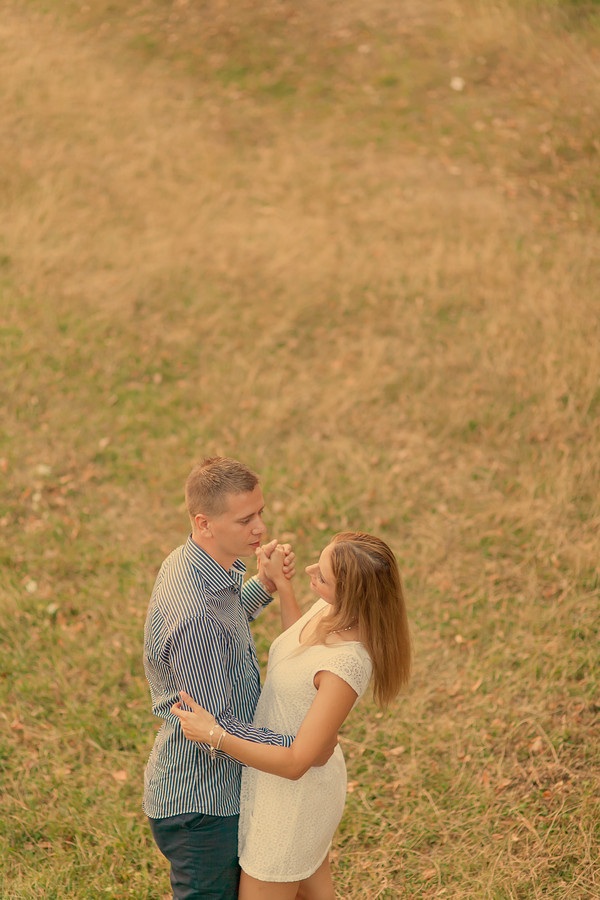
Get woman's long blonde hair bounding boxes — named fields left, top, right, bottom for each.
left=314, top=532, right=411, bottom=707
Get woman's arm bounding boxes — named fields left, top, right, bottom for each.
left=273, top=572, right=302, bottom=632
left=173, top=671, right=356, bottom=780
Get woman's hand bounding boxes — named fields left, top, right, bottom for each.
left=279, top=543, right=296, bottom=581
left=171, top=691, right=217, bottom=743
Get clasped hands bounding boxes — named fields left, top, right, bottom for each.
left=256, top=539, right=294, bottom=593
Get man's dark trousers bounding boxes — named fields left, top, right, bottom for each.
left=149, top=812, right=240, bottom=900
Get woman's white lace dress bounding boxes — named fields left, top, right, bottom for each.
left=238, top=598, right=373, bottom=882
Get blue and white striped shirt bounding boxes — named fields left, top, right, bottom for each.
left=143, top=536, right=292, bottom=819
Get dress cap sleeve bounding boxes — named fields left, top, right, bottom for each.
left=312, top=645, right=372, bottom=699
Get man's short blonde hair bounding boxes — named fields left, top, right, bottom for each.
left=185, top=457, right=260, bottom=519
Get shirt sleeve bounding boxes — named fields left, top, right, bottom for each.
left=240, top=575, right=273, bottom=621
left=170, top=616, right=293, bottom=748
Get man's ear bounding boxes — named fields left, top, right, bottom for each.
left=194, top=512, right=212, bottom=537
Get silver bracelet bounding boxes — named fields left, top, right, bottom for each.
left=216, top=728, right=227, bottom=753
left=208, top=720, right=219, bottom=760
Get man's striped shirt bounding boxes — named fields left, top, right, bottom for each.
left=143, top=536, right=292, bottom=819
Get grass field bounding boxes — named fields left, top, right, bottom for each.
left=1, top=0, right=599, bottom=897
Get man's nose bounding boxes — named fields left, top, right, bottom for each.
left=253, top=519, right=267, bottom=534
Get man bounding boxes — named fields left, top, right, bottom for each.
left=143, top=457, right=296, bottom=899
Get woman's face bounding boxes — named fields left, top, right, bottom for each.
left=305, top=543, right=336, bottom=604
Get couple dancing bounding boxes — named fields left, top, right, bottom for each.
left=143, top=457, right=411, bottom=899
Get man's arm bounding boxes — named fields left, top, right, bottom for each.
left=240, top=575, right=276, bottom=621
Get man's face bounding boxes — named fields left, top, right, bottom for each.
left=204, top=486, right=268, bottom=570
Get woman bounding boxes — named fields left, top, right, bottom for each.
left=172, top=532, right=411, bottom=900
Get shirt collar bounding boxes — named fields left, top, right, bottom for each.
left=183, top=535, right=246, bottom=590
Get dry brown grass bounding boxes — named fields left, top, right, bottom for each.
left=1, top=0, right=598, bottom=897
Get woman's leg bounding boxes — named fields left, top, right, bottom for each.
left=238, top=871, right=299, bottom=900
left=296, top=856, right=335, bottom=900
